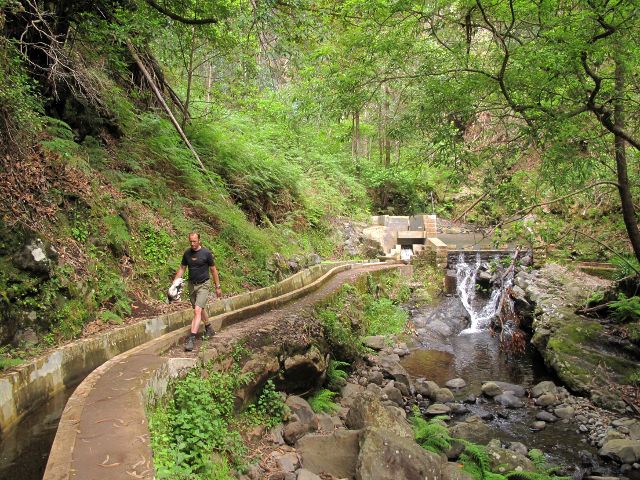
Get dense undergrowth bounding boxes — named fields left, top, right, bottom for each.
left=0, top=91, right=371, bottom=366
left=147, top=344, right=288, bottom=480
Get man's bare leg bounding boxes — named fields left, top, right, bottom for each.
left=191, top=306, right=203, bottom=335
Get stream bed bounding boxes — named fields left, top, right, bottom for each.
left=399, top=255, right=606, bottom=473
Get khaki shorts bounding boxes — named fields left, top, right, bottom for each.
left=188, top=279, right=210, bottom=308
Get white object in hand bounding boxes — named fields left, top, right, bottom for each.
left=168, top=278, right=184, bottom=302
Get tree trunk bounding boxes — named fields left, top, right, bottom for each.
left=613, top=51, right=640, bottom=262
left=355, top=110, right=360, bottom=157
left=182, top=26, right=196, bottom=130
left=205, top=62, right=212, bottom=115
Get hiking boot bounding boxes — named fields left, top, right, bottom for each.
left=203, top=324, right=215, bottom=338
left=184, top=334, right=195, bottom=352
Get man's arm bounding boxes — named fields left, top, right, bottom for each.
left=174, top=265, right=186, bottom=282
left=211, top=265, right=222, bottom=298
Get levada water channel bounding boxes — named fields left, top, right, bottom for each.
left=401, top=252, right=622, bottom=478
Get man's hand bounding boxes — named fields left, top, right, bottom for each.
left=215, top=285, right=222, bottom=299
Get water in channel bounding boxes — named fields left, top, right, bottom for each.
left=0, top=383, right=76, bottom=480
left=402, top=253, right=595, bottom=468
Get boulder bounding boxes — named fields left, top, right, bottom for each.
left=433, top=387, right=455, bottom=403
left=534, top=393, right=558, bottom=407
left=449, top=417, right=490, bottom=443
left=445, top=378, right=467, bottom=390
left=415, top=379, right=439, bottom=398
left=531, top=381, right=557, bottom=398
left=283, top=396, right=318, bottom=444
left=382, top=382, right=404, bottom=407
left=494, top=392, right=524, bottom=409
left=286, top=396, right=316, bottom=424
left=486, top=445, right=535, bottom=473
left=376, top=355, right=412, bottom=391
left=599, top=439, right=640, bottom=464
left=481, top=382, right=502, bottom=397
left=426, top=403, right=451, bottom=415
left=535, top=411, right=558, bottom=423
left=236, top=351, right=280, bottom=408
left=553, top=406, right=575, bottom=419
left=367, top=371, right=384, bottom=385
left=530, top=421, right=546, bottom=431
left=340, top=382, right=365, bottom=408
left=345, top=391, right=413, bottom=439
left=493, top=382, right=526, bottom=397
left=296, top=469, right=321, bottom=480
left=356, top=427, right=442, bottom=480
left=442, top=462, right=475, bottom=480
left=297, top=430, right=360, bottom=478
left=13, top=237, right=58, bottom=276
left=363, top=336, right=386, bottom=350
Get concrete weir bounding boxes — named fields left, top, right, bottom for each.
left=39, top=261, right=392, bottom=480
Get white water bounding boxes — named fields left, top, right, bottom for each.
left=457, top=253, right=503, bottom=334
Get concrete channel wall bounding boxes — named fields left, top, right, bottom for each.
left=0, top=262, right=346, bottom=435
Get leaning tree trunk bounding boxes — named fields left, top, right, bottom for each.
left=613, top=51, right=640, bottom=263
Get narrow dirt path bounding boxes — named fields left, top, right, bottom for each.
left=166, top=263, right=407, bottom=358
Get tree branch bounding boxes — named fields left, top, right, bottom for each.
left=143, top=0, right=219, bottom=25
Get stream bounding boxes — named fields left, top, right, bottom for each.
left=401, top=253, right=600, bottom=470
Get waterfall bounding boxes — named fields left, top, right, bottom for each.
left=456, top=252, right=503, bottom=334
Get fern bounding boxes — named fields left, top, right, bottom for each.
left=326, top=359, right=350, bottom=391
left=527, top=449, right=546, bottom=470
left=308, top=389, right=339, bottom=414
left=460, top=442, right=491, bottom=479
left=411, top=416, right=452, bottom=454
left=610, top=294, right=640, bottom=322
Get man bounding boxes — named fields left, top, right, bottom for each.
left=172, top=232, right=222, bottom=351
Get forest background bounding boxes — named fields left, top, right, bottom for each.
left=0, top=0, right=639, bottom=362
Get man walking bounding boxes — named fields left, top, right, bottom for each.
left=172, top=232, right=222, bottom=351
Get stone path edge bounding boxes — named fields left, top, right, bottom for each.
left=0, top=262, right=351, bottom=434
left=42, top=261, right=390, bottom=479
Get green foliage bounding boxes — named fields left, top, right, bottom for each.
left=610, top=294, right=640, bottom=323
left=326, top=359, right=350, bottom=391
left=315, top=270, right=409, bottom=360
left=102, top=214, right=131, bottom=255
left=363, top=298, right=408, bottom=336
left=244, top=380, right=288, bottom=428
left=308, top=389, right=339, bottom=414
left=148, top=357, right=252, bottom=479
left=610, top=255, right=640, bottom=280
left=625, top=370, right=640, bottom=387
left=527, top=449, right=546, bottom=470
left=71, top=221, right=89, bottom=243
left=411, top=415, right=452, bottom=454
left=0, top=36, right=43, bottom=152
left=98, top=310, right=123, bottom=325
left=52, top=299, right=90, bottom=340
left=140, top=224, right=173, bottom=265
left=0, top=357, right=24, bottom=371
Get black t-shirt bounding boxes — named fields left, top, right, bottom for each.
left=181, top=247, right=215, bottom=284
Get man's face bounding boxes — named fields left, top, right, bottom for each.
left=189, top=234, right=201, bottom=250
